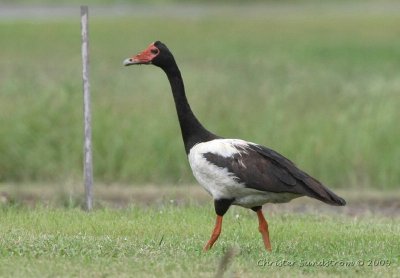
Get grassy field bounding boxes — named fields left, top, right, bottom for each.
left=0, top=2, right=399, bottom=188
left=0, top=184, right=398, bottom=277
left=0, top=201, right=399, bottom=277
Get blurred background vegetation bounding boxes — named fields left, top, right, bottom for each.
left=0, top=1, right=399, bottom=189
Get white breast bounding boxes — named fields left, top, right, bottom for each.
left=187, top=139, right=253, bottom=201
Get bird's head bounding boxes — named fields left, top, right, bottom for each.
left=123, top=41, right=175, bottom=69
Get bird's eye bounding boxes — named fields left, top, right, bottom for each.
left=151, top=48, right=159, bottom=55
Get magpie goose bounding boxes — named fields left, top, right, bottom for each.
left=123, top=41, right=346, bottom=252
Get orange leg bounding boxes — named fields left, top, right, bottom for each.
left=256, top=209, right=272, bottom=252
left=203, top=215, right=223, bottom=251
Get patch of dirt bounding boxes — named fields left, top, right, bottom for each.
left=1, top=184, right=399, bottom=218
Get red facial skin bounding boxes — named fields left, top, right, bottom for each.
left=126, top=42, right=160, bottom=65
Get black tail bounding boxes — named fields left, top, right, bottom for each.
left=302, top=176, right=346, bottom=206
left=251, top=144, right=346, bottom=206
left=311, top=187, right=346, bottom=206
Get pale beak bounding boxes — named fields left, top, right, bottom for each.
left=123, top=58, right=139, bottom=66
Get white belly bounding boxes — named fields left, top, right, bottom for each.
left=233, top=191, right=300, bottom=208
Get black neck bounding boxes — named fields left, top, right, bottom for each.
left=162, top=63, right=217, bottom=154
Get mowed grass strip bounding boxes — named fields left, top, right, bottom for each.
left=0, top=205, right=398, bottom=277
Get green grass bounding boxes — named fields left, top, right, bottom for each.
left=0, top=204, right=398, bottom=277
left=1, top=2, right=400, bottom=188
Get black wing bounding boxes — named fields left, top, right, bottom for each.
left=203, top=143, right=346, bottom=206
